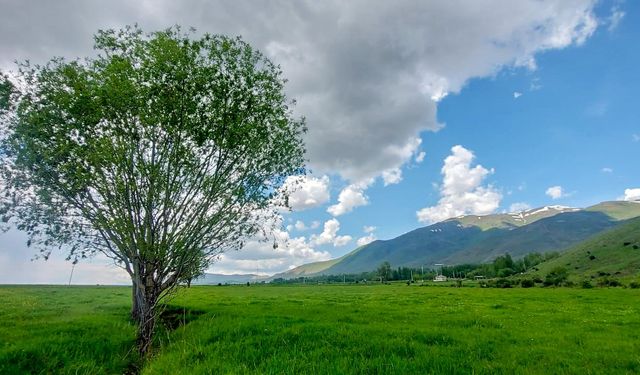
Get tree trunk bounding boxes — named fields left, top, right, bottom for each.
left=133, top=281, right=158, bottom=357
left=131, top=279, right=142, bottom=323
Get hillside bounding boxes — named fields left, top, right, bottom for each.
left=529, top=216, right=640, bottom=282
left=272, top=255, right=347, bottom=279
left=281, top=201, right=640, bottom=277
left=194, top=273, right=268, bottom=285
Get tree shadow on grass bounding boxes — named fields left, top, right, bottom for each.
left=158, top=304, right=206, bottom=330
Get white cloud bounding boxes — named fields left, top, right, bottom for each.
left=327, top=182, right=371, bottom=216
left=509, top=202, right=531, bottom=213
left=310, top=218, right=352, bottom=247
left=381, top=168, right=403, bottom=186
left=310, top=220, right=321, bottom=229
left=294, top=220, right=307, bottom=231
left=281, top=175, right=330, bottom=211
left=0, top=1, right=600, bottom=184
left=415, top=151, right=426, bottom=163
left=601, top=167, right=613, bottom=173
left=357, top=234, right=376, bottom=247
left=416, top=145, right=502, bottom=224
left=621, top=188, right=640, bottom=202
left=356, top=225, right=377, bottom=247
left=513, top=91, right=523, bottom=99
left=213, top=215, right=332, bottom=275
left=545, top=185, right=566, bottom=200
left=608, top=6, right=625, bottom=32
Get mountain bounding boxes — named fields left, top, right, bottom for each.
left=272, top=256, right=346, bottom=279
left=528, top=216, right=640, bottom=282
left=193, top=273, right=268, bottom=285
left=281, top=201, right=640, bottom=277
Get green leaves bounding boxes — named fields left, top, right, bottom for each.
left=2, top=26, right=306, bottom=288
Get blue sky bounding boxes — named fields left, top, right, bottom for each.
left=283, top=0, right=639, bottom=261
left=0, top=0, right=638, bottom=281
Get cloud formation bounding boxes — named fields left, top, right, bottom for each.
left=356, top=226, right=377, bottom=247
left=310, top=218, right=353, bottom=247
left=416, top=145, right=501, bottom=224
left=214, top=216, right=332, bottom=275
left=0, top=0, right=600, bottom=184
left=281, top=175, right=331, bottom=211
left=327, top=183, right=370, bottom=216
left=621, top=188, right=640, bottom=202
left=545, top=185, right=566, bottom=200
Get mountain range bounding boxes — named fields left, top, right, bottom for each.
left=274, top=201, right=640, bottom=278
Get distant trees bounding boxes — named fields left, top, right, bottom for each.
left=377, top=261, right=391, bottom=282
left=544, top=267, right=569, bottom=286
left=0, top=26, right=306, bottom=355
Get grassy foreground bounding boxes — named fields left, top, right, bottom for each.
left=1, top=284, right=640, bottom=374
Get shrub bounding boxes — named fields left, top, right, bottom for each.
left=629, top=281, right=640, bottom=289
left=544, top=267, right=568, bottom=287
left=589, top=255, right=596, bottom=260
left=597, top=278, right=623, bottom=287
left=496, top=278, right=513, bottom=288
left=520, top=279, right=535, bottom=288
left=581, top=280, right=593, bottom=289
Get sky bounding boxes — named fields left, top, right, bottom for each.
left=0, top=0, right=638, bottom=283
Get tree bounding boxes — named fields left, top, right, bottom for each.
left=544, top=267, right=568, bottom=287
left=377, top=261, right=391, bottom=282
left=0, top=26, right=306, bottom=355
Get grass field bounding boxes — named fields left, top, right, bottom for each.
left=1, top=284, right=640, bottom=374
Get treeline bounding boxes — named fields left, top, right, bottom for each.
left=271, top=251, right=561, bottom=284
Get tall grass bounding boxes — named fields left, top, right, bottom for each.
left=1, top=284, right=639, bottom=374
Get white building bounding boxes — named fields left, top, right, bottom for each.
left=434, top=275, right=448, bottom=282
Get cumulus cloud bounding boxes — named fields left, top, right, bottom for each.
left=601, top=167, right=613, bottom=173
left=281, top=175, right=330, bottom=211
left=356, top=225, right=377, bottom=247
left=0, top=0, right=600, bottom=184
left=294, top=220, right=307, bottom=231
left=513, top=91, right=523, bottom=99
left=545, top=185, right=566, bottom=200
left=310, top=218, right=352, bottom=247
left=416, top=145, right=501, bottom=224
left=509, top=202, right=531, bottom=213
left=621, top=188, right=640, bottom=202
left=327, top=182, right=371, bottom=216
left=363, top=225, right=376, bottom=233
left=213, top=215, right=332, bottom=275
left=415, top=151, right=426, bottom=163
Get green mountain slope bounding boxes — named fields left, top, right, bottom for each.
left=528, top=216, right=640, bottom=282
left=282, top=201, right=640, bottom=277
left=271, top=255, right=348, bottom=279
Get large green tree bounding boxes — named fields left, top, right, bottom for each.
left=0, top=26, right=306, bottom=355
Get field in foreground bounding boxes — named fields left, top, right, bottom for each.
left=1, top=285, right=640, bottom=374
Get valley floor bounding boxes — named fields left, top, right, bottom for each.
left=1, top=284, right=639, bottom=374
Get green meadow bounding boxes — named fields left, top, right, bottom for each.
left=1, top=284, right=639, bottom=374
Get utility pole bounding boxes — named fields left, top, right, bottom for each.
left=68, top=262, right=76, bottom=286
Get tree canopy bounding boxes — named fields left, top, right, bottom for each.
left=0, top=26, right=306, bottom=355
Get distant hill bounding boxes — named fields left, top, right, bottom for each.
left=528, top=216, right=640, bottom=282
left=271, top=256, right=347, bottom=279
left=280, top=201, right=640, bottom=277
left=193, top=273, right=268, bottom=285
